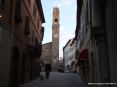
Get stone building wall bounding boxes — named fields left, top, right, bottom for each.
left=41, top=42, right=52, bottom=72
left=106, top=0, right=117, bottom=83
left=0, top=0, right=45, bottom=86
left=41, top=42, right=52, bottom=64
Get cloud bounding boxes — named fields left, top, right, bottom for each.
left=53, top=0, right=75, bottom=8
left=64, top=0, right=73, bottom=6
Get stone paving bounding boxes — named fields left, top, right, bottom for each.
left=21, top=72, right=87, bottom=87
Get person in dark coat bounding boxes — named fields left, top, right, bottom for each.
left=45, top=64, right=51, bottom=79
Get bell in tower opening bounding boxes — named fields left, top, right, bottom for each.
left=55, top=19, right=58, bottom=24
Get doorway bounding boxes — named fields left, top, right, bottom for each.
left=9, top=46, right=20, bottom=87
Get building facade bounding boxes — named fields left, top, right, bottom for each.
left=75, top=0, right=117, bottom=86
left=41, top=42, right=52, bottom=71
left=104, top=0, right=117, bottom=84
left=63, top=39, right=76, bottom=72
left=0, top=0, right=45, bottom=87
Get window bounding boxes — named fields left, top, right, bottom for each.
left=0, top=0, right=5, bottom=7
left=33, top=4, right=36, bottom=19
left=24, top=16, right=30, bottom=35
left=15, top=0, right=22, bottom=24
left=32, top=31, right=34, bottom=43
left=37, top=17, right=40, bottom=28
left=86, top=2, right=89, bottom=34
left=28, top=0, right=30, bottom=6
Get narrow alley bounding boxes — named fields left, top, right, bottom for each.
left=22, top=72, right=86, bottom=87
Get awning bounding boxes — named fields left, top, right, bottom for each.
left=76, top=49, right=89, bottom=66
left=79, top=49, right=88, bottom=61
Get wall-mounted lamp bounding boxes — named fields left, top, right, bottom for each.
left=0, top=14, right=2, bottom=18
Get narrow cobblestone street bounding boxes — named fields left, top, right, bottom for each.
left=21, top=72, right=86, bottom=87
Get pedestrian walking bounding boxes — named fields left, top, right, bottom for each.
left=45, top=63, right=51, bottom=79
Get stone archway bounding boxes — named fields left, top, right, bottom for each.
left=9, top=46, right=20, bottom=87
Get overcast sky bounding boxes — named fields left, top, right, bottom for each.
left=41, top=0, right=76, bottom=58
